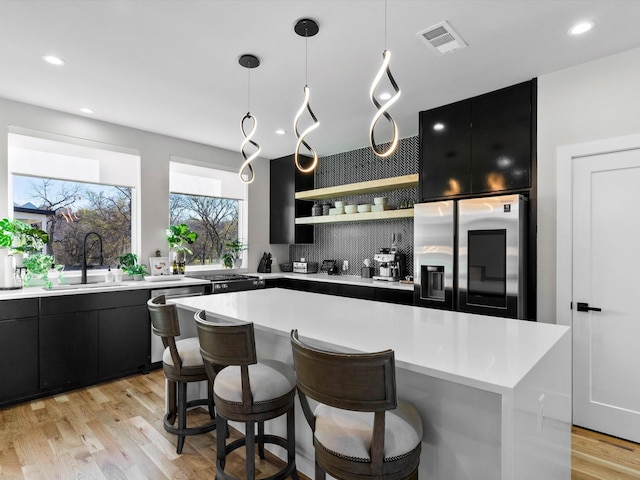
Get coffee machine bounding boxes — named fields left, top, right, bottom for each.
left=373, top=249, right=406, bottom=282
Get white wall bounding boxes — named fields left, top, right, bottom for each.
left=537, top=46, right=640, bottom=323
left=0, top=97, right=272, bottom=272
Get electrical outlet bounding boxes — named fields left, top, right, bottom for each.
left=537, top=394, right=545, bottom=433
left=343, top=260, right=349, bottom=271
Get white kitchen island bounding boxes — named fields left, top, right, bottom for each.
left=171, top=288, right=571, bottom=480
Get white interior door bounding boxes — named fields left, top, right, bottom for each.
left=570, top=144, right=640, bottom=442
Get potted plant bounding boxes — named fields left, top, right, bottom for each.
left=22, top=253, right=55, bottom=287
left=221, top=239, right=247, bottom=269
left=0, top=218, right=49, bottom=289
left=166, top=224, right=197, bottom=269
left=117, top=252, right=147, bottom=280
left=0, top=217, right=49, bottom=254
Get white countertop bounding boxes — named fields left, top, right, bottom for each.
left=256, top=272, right=414, bottom=291
left=172, top=288, right=570, bottom=394
left=0, top=276, right=209, bottom=301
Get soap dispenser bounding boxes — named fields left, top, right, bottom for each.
left=105, top=266, right=114, bottom=283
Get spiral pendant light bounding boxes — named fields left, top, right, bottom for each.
left=238, top=54, right=261, bottom=184
left=370, top=0, right=401, bottom=158
left=293, top=18, right=320, bottom=174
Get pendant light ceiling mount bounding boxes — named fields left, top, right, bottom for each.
left=294, top=18, right=319, bottom=38
left=238, top=54, right=260, bottom=69
left=238, top=53, right=261, bottom=184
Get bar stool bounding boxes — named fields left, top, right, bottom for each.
left=194, top=309, right=298, bottom=480
left=290, top=329, right=423, bottom=480
left=147, top=295, right=217, bottom=454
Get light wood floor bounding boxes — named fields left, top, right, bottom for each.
left=0, top=370, right=638, bottom=479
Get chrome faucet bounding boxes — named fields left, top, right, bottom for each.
left=82, top=232, right=104, bottom=284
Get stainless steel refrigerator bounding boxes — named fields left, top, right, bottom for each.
left=414, top=194, right=527, bottom=319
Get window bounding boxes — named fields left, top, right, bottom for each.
left=169, top=160, right=247, bottom=269
left=8, top=131, right=140, bottom=271
left=13, top=176, right=132, bottom=270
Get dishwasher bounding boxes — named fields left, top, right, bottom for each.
left=149, top=284, right=207, bottom=366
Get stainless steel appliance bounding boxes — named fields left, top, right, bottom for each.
left=414, top=194, right=527, bottom=319
left=293, top=261, right=319, bottom=273
left=373, top=252, right=406, bottom=282
left=186, top=273, right=265, bottom=293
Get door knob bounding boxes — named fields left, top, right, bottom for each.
left=576, top=302, right=602, bottom=312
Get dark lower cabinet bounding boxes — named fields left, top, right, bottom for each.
left=340, top=284, right=375, bottom=300
left=39, top=311, right=99, bottom=389
left=0, top=299, right=39, bottom=401
left=280, top=278, right=412, bottom=305
left=99, top=304, right=150, bottom=379
left=39, top=290, right=150, bottom=391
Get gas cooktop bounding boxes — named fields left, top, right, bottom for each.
left=187, top=273, right=258, bottom=282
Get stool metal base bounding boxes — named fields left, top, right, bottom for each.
left=164, top=380, right=216, bottom=454
left=215, top=413, right=299, bottom=480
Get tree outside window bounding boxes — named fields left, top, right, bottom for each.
left=13, top=176, right=132, bottom=270
left=169, top=193, right=239, bottom=266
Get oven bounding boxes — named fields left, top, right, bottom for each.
left=186, top=273, right=266, bottom=294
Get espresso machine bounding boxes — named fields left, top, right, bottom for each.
left=373, top=249, right=406, bottom=282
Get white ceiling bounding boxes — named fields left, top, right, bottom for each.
left=1, top=0, right=639, bottom=160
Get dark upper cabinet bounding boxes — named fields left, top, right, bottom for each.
left=419, top=80, right=535, bottom=201
left=270, top=154, right=314, bottom=244
left=419, top=99, right=472, bottom=198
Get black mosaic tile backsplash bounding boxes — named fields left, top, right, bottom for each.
left=290, top=136, right=418, bottom=277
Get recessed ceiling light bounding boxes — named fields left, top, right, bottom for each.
left=79, top=107, right=94, bottom=114
left=568, top=21, right=595, bottom=36
left=275, top=129, right=286, bottom=135
left=42, top=54, right=65, bottom=66
left=433, top=123, right=445, bottom=131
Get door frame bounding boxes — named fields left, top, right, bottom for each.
left=556, top=133, right=640, bottom=327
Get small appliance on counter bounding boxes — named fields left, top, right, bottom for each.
left=320, top=260, right=339, bottom=275
left=293, top=261, right=319, bottom=274
left=373, top=248, right=406, bottom=282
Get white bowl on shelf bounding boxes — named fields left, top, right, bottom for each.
left=328, top=207, right=344, bottom=215
left=334, top=200, right=346, bottom=208
left=344, top=204, right=358, bottom=214
left=357, top=204, right=372, bottom=213
left=373, top=196, right=388, bottom=206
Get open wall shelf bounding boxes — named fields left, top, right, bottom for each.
left=294, top=174, right=418, bottom=201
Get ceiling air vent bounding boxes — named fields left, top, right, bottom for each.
left=417, top=21, right=467, bottom=55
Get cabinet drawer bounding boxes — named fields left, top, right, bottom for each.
left=40, top=289, right=149, bottom=315
left=0, top=298, right=38, bottom=320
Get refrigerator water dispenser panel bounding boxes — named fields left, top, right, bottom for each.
left=421, top=265, right=445, bottom=301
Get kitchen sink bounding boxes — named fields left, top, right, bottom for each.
left=43, top=283, right=130, bottom=291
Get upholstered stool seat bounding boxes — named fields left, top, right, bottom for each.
left=290, top=329, right=423, bottom=480
left=195, top=310, right=299, bottom=480
left=314, top=403, right=423, bottom=463
left=147, top=295, right=217, bottom=454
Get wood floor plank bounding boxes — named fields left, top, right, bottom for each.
left=12, top=370, right=640, bottom=479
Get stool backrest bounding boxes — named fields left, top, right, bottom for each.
left=194, top=309, right=257, bottom=366
left=147, top=295, right=183, bottom=367
left=290, top=329, right=398, bottom=472
left=290, top=329, right=397, bottom=412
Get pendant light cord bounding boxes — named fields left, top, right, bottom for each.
left=384, top=0, right=388, bottom=50
left=305, top=34, right=309, bottom=85
left=247, top=68, right=251, bottom=112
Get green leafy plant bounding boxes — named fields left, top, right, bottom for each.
left=0, top=218, right=49, bottom=253
left=166, top=224, right=198, bottom=254
left=23, top=253, right=55, bottom=275
left=221, top=239, right=247, bottom=268
left=117, top=252, right=147, bottom=276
